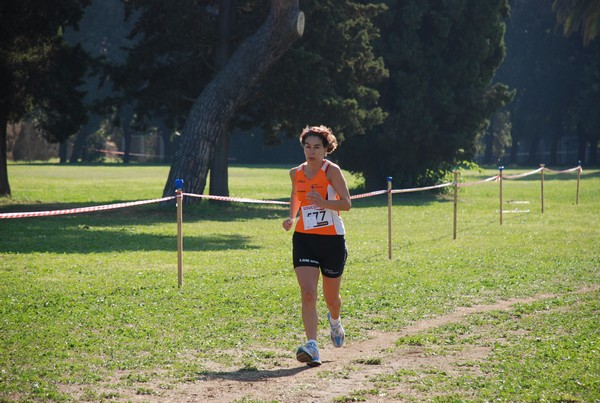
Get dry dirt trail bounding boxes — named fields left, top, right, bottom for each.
left=86, top=285, right=600, bottom=403
left=116, top=286, right=596, bottom=402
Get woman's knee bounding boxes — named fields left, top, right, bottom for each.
left=300, top=288, right=318, bottom=304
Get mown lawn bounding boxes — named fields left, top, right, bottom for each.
left=1, top=163, right=598, bottom=402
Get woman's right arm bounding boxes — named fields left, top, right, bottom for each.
left=282, top=168, right=300, bottom=231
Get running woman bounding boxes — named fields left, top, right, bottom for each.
left=282, top=125, right=352, bottom=367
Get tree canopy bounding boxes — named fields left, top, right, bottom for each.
left=339, top=0, right=514, bottom=189
left=553, top=0, right=600, bottom=46
left=4, top=0, right=598, bottom=199
left=0, top=0, right=91, bottom=196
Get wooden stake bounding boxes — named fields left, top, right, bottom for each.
left=387, top=177, right=392, bottom=260
left=499, top=166, right=504, bottom=225
left=576, top=161, right=581, bottom=205
left=540, top=164, right=545, bottom=214
left=176, top=187, right=184, bottom=288
left=453, top=171, right=458, bottom=240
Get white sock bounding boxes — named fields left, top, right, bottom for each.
left=330, top=317, right=341, bottom=327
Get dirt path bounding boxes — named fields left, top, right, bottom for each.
left=116, top=286, right=597, bottom=402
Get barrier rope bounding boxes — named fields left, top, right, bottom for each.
left=350, top=189, right=388, bottom=199
left=1, top=164, right=583, bottom=220
left=544, top=166, right=582, bottom=174
left=0, top=196, right=176, bottom=219
left=458, top=175, right=499, bottom=187
left=183, top=192, right=289, bottom=205
left=391, top=182, right=453, bottom=194
left=503, top=167, right=544, bottom=179
left=94, top=149, right=162, bottom=159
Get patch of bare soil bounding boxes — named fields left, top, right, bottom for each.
left=73, top=286, right=597, bottom=402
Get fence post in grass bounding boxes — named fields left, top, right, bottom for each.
left=499, top=166, right=504, bottom=225
left=540, top=164, right=545, bottom=214
left=175, top=178, right=184, bottom=288
left=576, top=161, right=582, bottom=205
left=387, top=176, right=393, bottom=260
left=453, top=171, right=458, bottom=240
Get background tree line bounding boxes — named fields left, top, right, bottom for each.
left=1, top=0, right=598, bottom=197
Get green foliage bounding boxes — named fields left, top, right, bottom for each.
left=495, top=0, right=598, bottom=166
left=109, top=0, right=226, bottom=131
left=553, top=0, right=600, bottom=46
left=110, top=0, right=388, bottom=151
left=0, top=0, right=91, bottom=139
left=239, top=0, right=389, bottom=143
left=340, top=0, right=514, bottom=190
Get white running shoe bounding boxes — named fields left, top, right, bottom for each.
left=328, top=312, right=345, bottom=348
left=296, top=340, right=321, bottom=367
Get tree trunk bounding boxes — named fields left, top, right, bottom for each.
left=0, top=104, right=11, bottom=197
left=59, top=142, right=68, bottom=163
left=122, top=127, right=132, bottom=164
left=209, top=0, right=237, bottom=197
left=590, top=136, right=598, bottom=165
left=528, top=134, right=540, bottom=165
left=549, top=133, right=559, bottom=166
left=576, top=124, right=587, bottom=163
left=484, top=131, right=494, bottom=164
left=163, top=0, right=304, bottom=200
left=70, top=115, right=102, bottom=163
left=209, top=123, right=230, bottom=197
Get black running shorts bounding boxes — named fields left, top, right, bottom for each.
left=292, top=232, right=347, bottom=278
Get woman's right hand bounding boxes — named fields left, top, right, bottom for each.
left=282, top=218, right=294, bottom=231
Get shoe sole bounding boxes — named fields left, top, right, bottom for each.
left=328, top=313, right=345, bottom=348
left=330, top=335, right=344, bottom=348
left=296, top=349, right=322, bottom=367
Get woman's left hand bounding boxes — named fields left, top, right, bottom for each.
left=306, top=190, right=325, bottom=207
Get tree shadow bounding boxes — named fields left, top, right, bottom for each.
left=0, top=219, right=257, bottom=254
left=196, top=365, right=312, bottom=382
left=350, top=191, right=452, bottom=209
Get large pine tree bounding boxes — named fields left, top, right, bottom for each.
left=340, top=0, right=514, bottom=190
left=0, top=0, right=90, bottom=196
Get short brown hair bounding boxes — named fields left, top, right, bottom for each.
left=300, top=125, right=338, bottom=154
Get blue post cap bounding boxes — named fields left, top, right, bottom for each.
left=386, top=176, right=393, bottom=182
left=175, top=178, right=184, bottom=190
left=578, top=160, right=582, bottom=166
left=498, top=166, right=504, bottom=171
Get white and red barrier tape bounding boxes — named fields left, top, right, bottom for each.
left=544, top=166, right=582, bottom=174
left=350, top=190, right=388, bottom=199
left=0, top=165, right=582, bottom=219
left=458, top=175, right=499, bottom=187
left=391, top=182, right=453, bottom=194
left=0, top=196, right=175, bottom=219
left=503, top=167, right=544, bottom=179
left=183, top=193, right=289, bottom=205
left=94, top=149, right=162, bottom=159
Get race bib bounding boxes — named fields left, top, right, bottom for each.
left=301, top=205, right=334, bottom=230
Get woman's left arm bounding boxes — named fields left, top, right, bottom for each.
left=307, top=164, right=351, bottom=211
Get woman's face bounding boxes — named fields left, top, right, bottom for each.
left=303, top=135, right=327, bottom=163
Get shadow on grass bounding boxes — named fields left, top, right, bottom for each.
left=197, top=365, right=311, bottom=382
left=350, top=191, right=452, bottom=209
left=0, top=219, right=257, bottom=254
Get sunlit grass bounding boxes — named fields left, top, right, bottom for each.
left=0, top=163, right=598, bottom=401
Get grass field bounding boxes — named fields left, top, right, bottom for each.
left=1, top=163, right=598, bottom=402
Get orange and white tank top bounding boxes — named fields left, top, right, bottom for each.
left=294, top=160, right=345, bottom=235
